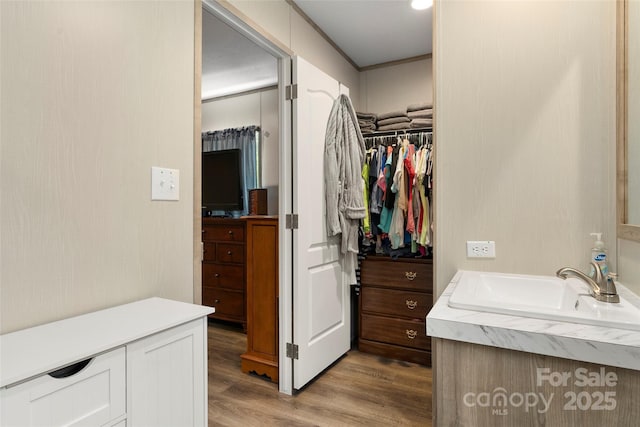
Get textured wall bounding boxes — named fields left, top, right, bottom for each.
left=360, top=58, right=433, bottom=115
left=434, top=0, right=617, bottom=295
left=1, top=1, right=196, bottom=333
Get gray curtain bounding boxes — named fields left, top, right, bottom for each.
left=202, top=126, right=260, bottom=215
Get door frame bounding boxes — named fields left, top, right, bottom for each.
left=195, top=0, right=296, bottom=395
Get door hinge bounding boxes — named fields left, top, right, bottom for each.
left=286, top=343, right=299, bottom=360
left=285, top=214, right=299, bottom=230
left=286, top=84, right=298, bottom=100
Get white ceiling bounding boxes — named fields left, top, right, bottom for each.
left=294, top=0, right=432, bottom=68
left=202, top=10, right=277, bottom=100
left=201, top=1, right=432, bottom=99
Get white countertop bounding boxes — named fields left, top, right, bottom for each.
left=0, top=297, right=214, bottom=388
left=427, top=271, right=640, bottom=371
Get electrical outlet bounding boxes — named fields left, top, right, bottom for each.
left=466, top=241, right=496, bottom=258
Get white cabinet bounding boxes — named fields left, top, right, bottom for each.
left=0, top=298, right=213, bottom=427
left=127, top=319, right=207, bottom=427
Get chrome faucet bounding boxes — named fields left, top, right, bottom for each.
left=556, top=261, right=620, bottom=303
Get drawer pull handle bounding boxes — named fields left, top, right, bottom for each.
left=227, top=250, right=232, bottom=255
left=405, top=271, right=417, bottom=281
left=405, top=329, right=418, bottom=340
left=228, top=230, right=233, bottom=235
left=406, top=300, right=418, bottom=310
left=215, top=299, right=220, bottom=303
left=48, top=358, right=93, bottom=379
left=214, top=273, right=220, bottom=278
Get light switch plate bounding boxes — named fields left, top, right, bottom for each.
left=151, top=167, right=179, bottom=201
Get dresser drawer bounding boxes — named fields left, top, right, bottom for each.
left=202, top=263, right=244, bottom=290
left=203, top=242, right=216, bottom=261
left=1, top=347, right=126, bottom=427
left=360, top=258, right=432, bottom=291
left=360, top=314, right=430, bottom=350
left=202, top=224, right=244, bottom=242
left=216, top=243, right=244, bottom=264
left=361, top=287, right=432, bottom=319
left=203, top=288, right=244, bottom=318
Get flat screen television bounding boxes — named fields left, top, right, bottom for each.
left=202, top=149, right=244, bottom=215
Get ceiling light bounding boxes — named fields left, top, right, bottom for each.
left=411, top=0, right=432, bottom=10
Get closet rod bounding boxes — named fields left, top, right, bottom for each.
left=362, top=127, right=432, bottom=139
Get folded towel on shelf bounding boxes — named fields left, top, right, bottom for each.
left=377, top=116, right=410, bottom=126
left=357, top=112, right=378, bottom=121
left=408, top=109, right=432, bottom=119
left=378, top=122, right=411, bottom=131
left=359, top=119, right=375, bottom=126
left=407, top=102, right=433, bottom=112
left=410, top=118, right=433, bottom=128
left=377, top=110, right=407, bottom=121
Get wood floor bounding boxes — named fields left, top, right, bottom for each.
left=207, top=320, right=433, bottom=426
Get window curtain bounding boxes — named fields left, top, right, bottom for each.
left=202, top=126, right=260, bottom=215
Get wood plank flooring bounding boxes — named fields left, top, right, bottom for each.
left=207, top=320, right=433, bottom=426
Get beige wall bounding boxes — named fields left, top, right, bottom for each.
left=201, top=88, right=279, bottom=215
left=0, top=1, right=196, bottom=333
left=360, top=58, right=433, bottom=114
left=619, top=239, right=640, bottom=293
left=434, top=1, right=617, bottom=295
left=226, top=0, right=361, bottom=109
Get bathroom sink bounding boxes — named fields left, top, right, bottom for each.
left=448, top=271, right=640, bottom=331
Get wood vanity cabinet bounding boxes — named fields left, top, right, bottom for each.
left=241, top=217, right=279, bottom=383
left=202, top=217, right=246, bottom=330
left=359, top=256, right=433, bottom=366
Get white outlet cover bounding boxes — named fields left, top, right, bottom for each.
left=466, top=241, right=496, bottom=258
left=151, top=167, right=179, bottom=201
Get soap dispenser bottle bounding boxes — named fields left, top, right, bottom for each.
left=589, top=232, right=608, bottom=278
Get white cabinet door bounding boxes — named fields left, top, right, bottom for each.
left=127, top=318, right=207, bottom=427
left=1, top=347, right=126, bottom=427
left=291, top=56, right=351, bottom=389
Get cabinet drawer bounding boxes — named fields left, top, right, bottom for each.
left=216, top=243, right=244, bottom=264
left=360, top=314, right=430, bottom=350
left=361, top=287, right=432, bottom=319
left=203, top=288, right=244, bottom=318
left=203, top=242, right=216, bottom=261
left=202, top=263, right=244, bottom=290
left=1, top=347, right=126, bottom=427
left=203, top=225, right=244, bottom=242
left=361, top=258, right=432, bottom=291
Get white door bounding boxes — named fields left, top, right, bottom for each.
left=291, top=56, right=351, bottom=389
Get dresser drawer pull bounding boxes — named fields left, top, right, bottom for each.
left=227, top=250, right=232, bottom=255
left=215, top=299, right=220, bottom=303
left=228, top=230, right=234, bottom=235
left=405, top=271, right=417, bottom=281
left=214, top=273, right=220, bottom=278
left=48, top=358, right=93, bottom=379
left=405, top=329, right=418, bottom=340
left=405, top=300, right=418, bottom=310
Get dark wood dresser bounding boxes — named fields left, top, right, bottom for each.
left=359, top=256, right=433, bottom=366
left=202, top=217, right=246, bottom=330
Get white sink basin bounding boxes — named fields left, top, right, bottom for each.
left=448, top=270, right=640, bottom=331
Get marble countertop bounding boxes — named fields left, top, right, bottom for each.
left=426, top=271, right=640, bottom=371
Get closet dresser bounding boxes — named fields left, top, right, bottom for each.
left=202, top=217, right=246, bottom=330
left=359, top=256, right=433, bottom=366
